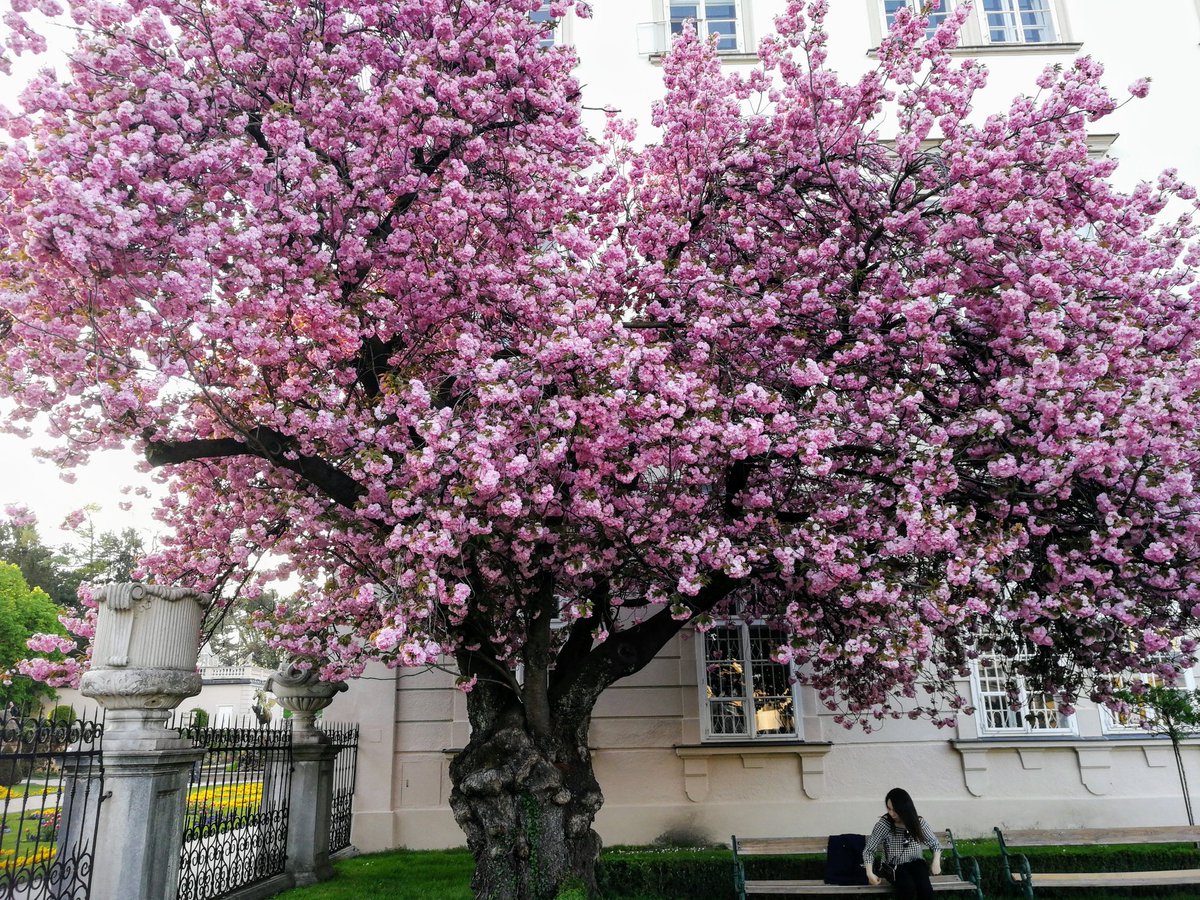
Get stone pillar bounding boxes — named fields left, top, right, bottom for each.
left=81, top=583, right=209, bottom=900
left=267, top=661, right=348, bottom=886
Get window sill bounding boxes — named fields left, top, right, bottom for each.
left=675, top=743, right=832, bottom=802
left=869, top=42, right=1082, bottom=58
left=676, top=742, right=831, bottom=756
left=648, top=51, right=759, bottom=66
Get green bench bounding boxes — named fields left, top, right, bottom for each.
left=732, top=830, right=983, bottom=898
left=994, top=825, right=1200, bottom=899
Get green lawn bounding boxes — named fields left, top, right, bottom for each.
left=277, top=850, right=474, bottom=900
left=277, top=847, right=1200, bottom=900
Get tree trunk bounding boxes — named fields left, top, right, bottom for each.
left=449, top=683, right=603, bottom=900
left=1171, top=736, right=1195, bottom=827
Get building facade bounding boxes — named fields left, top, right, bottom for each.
left=339, top=0, right=1200, bottom=851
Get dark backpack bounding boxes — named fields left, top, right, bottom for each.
left=824, top=833, right=868, bottom=885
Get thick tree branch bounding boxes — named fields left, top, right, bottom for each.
left=549, top=572, right=736, bottom=718
left=144, top=426, right=366, bottom=509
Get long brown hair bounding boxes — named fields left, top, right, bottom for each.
left=885, top=788, right=923, bottom=837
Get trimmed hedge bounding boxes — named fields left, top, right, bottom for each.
left=594, top=842, right=1200, bottom=900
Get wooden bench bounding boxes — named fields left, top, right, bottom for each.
left=994, top=825, right=1200, bottom=899
left=732, top=831, right=983, bottom=899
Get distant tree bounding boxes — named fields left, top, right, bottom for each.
left=1111, top=684, right=1200, bottom=826
left=0, top=519, right=75, bottom=608
left=205, top=590, right=288, bottom=670
left=1, top=509, right=148, bottom=609
left=0, top=563, right=65, bottom=710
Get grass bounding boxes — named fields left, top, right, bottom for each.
left=276, top=850, right=475, bottom=900
left=275, top=845, right=1200, bottom=900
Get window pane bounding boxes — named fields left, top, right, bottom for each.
left=706, top=21, right=737, bottom=51
left=748, top=626, right=796, bottom=737
left=982, top=0, right=1054, bottom=44
left=1026, top=691, right=1069, bottom=730
left=884, top=1, right=950, bottom=39
left=704, top=622, right=747, bottom=738
left=705, top=627, right=745, bottom=700
left=531, top=2, right=555, bottom=48
left=709, top=700, right=747, bottom=735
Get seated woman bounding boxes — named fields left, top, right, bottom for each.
left=863, top=787, right=942, bottom=900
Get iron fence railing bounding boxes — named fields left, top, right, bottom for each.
left=0, top=709, right=104, bottom=900
left=175, top=719, right=292, bottom=900
left=319, top=723, right=359, bottom=855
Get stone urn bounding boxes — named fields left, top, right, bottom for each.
left=80, top=583, right=209, bottom=746
left=266, top=659, right=347, bottom=739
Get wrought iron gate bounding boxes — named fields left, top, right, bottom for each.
left=319, top=723, right=359, bottom=855
left=176, top=720, right=292, bottom=900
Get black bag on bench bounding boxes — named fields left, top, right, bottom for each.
left=824, top=833, right=869, bottom=885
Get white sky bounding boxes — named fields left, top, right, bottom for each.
left=0, top=15, right=164, bottom=547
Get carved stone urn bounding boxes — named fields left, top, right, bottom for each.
left=80, top=583, right=209, bottom=747
left=266, top=659, right=347, bottom=740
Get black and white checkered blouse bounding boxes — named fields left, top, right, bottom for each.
left=862, top=815, right=941, bottom=868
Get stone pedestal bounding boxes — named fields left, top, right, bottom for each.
left=267, top=661, right=348, bottom=885
left=287, top=739, right=340, bottom=885
left=80, top=583, right=209, bottom=900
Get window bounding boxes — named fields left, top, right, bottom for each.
left=530, top=1, right=557, bottom=48
left=1100, top=661, right=1197, bottom=734
left=979, top=0, right=1056, bottom=44
left=883, top=1, right=951, bottom=40
left=700, top=621, right=798, bottom=740
left=668, top=2, right=743, bottom=53
left=972, top=656, right=1074, bottom=735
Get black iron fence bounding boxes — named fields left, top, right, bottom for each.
left=175, top=719, right=293, bottom=900
left=0, top=708, right=360, bottom=900
left=319, top=723, right=359, bottom=855
left=0, top=709, right=103, bottom=900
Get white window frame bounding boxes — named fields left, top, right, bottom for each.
left=665, top=1, right=746, bottom=54
left=880, top=0, right=954, bottom=41
left=977, top=0, right=1059, bottom=45
left=697, top=619, right=801, bottom=743
left=1100, top=661, right=1198, bottom=735
left=971, top=655, right=1076, bottom=736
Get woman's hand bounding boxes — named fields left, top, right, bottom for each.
left=865, top=869, right=881, bottom=886
left=930, top=861, right=942, bottom=876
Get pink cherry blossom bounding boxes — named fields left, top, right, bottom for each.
left=4, top=3, right=1200, bottom=889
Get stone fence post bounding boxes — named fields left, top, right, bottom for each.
left=80, top=583, right=208, bottom=900
left=266, top=661, right=348, bottom=886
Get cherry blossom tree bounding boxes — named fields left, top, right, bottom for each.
left=3, top=1, right=1200, bottom=896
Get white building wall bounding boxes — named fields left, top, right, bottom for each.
left=345, top=0, right=1200, bottom=852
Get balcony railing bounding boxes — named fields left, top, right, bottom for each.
left=199, top=665, right=274, bottom=683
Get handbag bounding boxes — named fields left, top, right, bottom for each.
left=824, top=833, right=869, bottom=886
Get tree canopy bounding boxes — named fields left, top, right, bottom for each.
left=3, top=1, right=1200, bottom=895
left=0, top=562, right=65, bottom=710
